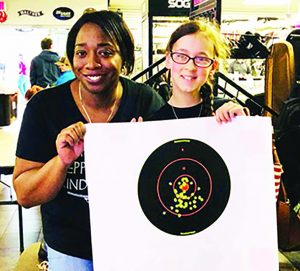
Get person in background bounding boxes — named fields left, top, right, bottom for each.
left=17, top=53, right=30, bottom=96
left=146, top=18, right=249, bottom=122
left=13, top=10, right=164, bottom=271
left=55, top=56, right=76, bottom=86
left=24, top=85, right=44, bottom=101
left=30, top=37, right=61, bottom=88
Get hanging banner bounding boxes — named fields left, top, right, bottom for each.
left=190, top=0, right=220, bottom=21
left=148, top=0, right=190, bottom=16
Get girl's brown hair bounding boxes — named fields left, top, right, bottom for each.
left=166, top=18, right=230, bottom=115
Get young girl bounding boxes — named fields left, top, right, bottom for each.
left=145, top=18, right=282, bottom=200
left=148, top=18, right=249, bottom=122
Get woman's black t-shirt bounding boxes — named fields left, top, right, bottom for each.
left=16, top=77, right=165, bottom=259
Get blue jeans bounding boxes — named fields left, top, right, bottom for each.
left=17, top=74, right=29, bottom=96
left=46, top=243, right=94, bottom=271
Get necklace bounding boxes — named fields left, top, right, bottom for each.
left=78, top=83, right=119, bottom=123
left=171, top=103, right=203, bottom=119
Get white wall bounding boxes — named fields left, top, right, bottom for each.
left=222, top=0, right=300, bottom=18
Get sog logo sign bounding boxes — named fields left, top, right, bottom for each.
left=150, top=0, right=190, bottom=16
left=168, top=0, right=190, bottom=8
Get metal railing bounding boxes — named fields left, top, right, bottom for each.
left=131, top=56, right=277, bottom=116
left=217, top=72, right=278, bottom=116
left=131, top=57, right=166, bottom=82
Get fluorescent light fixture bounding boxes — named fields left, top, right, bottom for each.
left=244, top=0, right=290, bottom=5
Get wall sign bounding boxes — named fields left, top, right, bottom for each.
left=53, top=7, right=74, bottom=21
left=18, top=10, right=44, bottom=17
left=0, top=10, right=7, bottom=22
left=149, top=0, right=190, bottom=16
left=0, top=1, right=7, bottom=23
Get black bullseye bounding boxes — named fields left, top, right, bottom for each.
left=138, top=138, right=231, bottom=236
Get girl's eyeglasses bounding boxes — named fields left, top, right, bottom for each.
left=170, top=52, right=214, bottom=68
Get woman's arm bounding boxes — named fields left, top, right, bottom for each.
left=13, top=121, right=86, bottom=208
left=13, top=156, right=68, bottom=208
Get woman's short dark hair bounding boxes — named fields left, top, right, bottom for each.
left=66, top=10, right=135, bottom=75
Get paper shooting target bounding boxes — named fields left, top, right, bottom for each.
left=138, top=138, right=231, bottom=236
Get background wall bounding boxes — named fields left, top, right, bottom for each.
left=2, top=0, right=107, bottom=26
left=0, top=0, right=299, bottom=92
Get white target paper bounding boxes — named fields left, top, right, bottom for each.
left=84, top=116, right=278, bottom=271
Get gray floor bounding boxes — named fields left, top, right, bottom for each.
left=0, top=107, right=43, bottom=271
left=0, top=176, right=42, bottom=271
left=0, top=105, right=300, bottom=270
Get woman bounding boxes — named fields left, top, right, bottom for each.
left=148, top=18, right=249, bottom=122
left=13, top=11, right=164, bottom=270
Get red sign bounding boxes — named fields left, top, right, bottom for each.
left=0, top=10, right=7, bottom=23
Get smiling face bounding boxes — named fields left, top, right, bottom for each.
left=73, top=23, right=123, bottom=94
left=166, top=32, right=218, bottom=99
